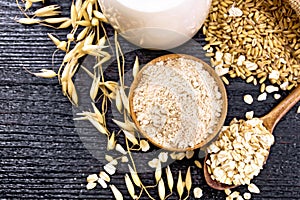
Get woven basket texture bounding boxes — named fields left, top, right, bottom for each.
left=287, top=0, right=300, bottom=16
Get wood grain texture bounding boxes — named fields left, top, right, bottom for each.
left=0, top=0, right=299, bottom=199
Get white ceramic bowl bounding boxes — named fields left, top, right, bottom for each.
left=99, top=0, right=212, bottom=49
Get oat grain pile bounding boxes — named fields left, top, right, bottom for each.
left=132, top=57, right=223, bottom=149
left=204, top=0, right=300, bottom=92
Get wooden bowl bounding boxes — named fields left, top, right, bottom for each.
left=129, top=54, right=228, bottom=152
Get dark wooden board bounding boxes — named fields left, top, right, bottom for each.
left=0, top=0, right=299, bottom=199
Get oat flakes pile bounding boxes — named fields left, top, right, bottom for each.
left=206, top=118, right=275, bottom=186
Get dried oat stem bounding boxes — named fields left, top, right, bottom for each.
left=125, top=138, right=155, bottom=200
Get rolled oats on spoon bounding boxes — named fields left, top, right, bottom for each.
left=204, top=85, right=300, bottom=190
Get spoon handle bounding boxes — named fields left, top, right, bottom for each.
left=262, top=85, right=300, bottom=132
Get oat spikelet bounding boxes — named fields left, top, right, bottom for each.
left=93, top=10, right=108, bottom=23
left=76, top=20, right=91, bottom=27
left=25, top=1, right=32, bottom=11
left=177, top=171, right=184, bottom=199
left=34, top=5, right=61, bottom=17
left=185, top=167, right=192, bottom=196
left=166, top=166, right=174, bottom=193
left=112, top=119, right=135, bottom=132
left=43, top=17, right=70, bottom=24
left=58, top=19, right=72, bottom=29
left=77, top=27, right=90, bottom=41
left=32, top=69, right=57, bottom=78
left=87, top=116, right=107, bottom=135
left=67, top=79, right=78, bottom=105
left=158, top=178, right=165, bottom=200
left=47, top=33, right=66, bottom=51
left=128, top=164, right=141, bottom=187
left=194, top=160, right=202, bottom=169
left=155, top=160, right=162, bottom=183
left=125, top=174, right=137, bottom=199
left=90, top=75, right=100, bottom=101
left=133, top=56, right=139, bottom=79
left=123, top=130, right=138, bottom=145
left=91, top=102, right=104, bottom=124
left=109, top=184, right=123, bottom=200
left=115, top=144, right=127, bottom=155
left=107, top=132, right=116, bottom=150
left=70, top=1, right=77, bottom=27
left=115, top=88, right=122, bottom=113
left=17, top=18, right=40, bottom=25
left=119, top=86, right=129, bottom=112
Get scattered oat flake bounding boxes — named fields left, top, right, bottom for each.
left=224, top=189, right=231, bottom=195
left=148, top=158, right=159, bottom=168
left=230, top=191, right=240, bottom=198
left=193, top=187, right=203, bottom=198
left=248, top=183, right=260, bottom=194
left=229, top=6, right=243, bottom=17
left=97, top=178, right=108, bottom=188
left=243, top=192, right=251, bottom=199
left=274, top=94, right=281, bottom=100
left=244, top=61, right=258, bottom=71
left=121, top=156, right=129, bottom=163
left=158, top=152, right=168, bottom=163
left=215, top=65, right=229, bottom=76
left=245, top=111, right=254, bottom=120
left=257, top=92, right=267, bottom=101
left=237, top=55, right=245, bottom=66
left=110, top=159, right=118, bottom=166
left=237, top=195, right=244, bottom=200
left=86, top=182, right=97, bottom=190
left=186, top=150, right=194, bottom=159
left=244, top=94, right=253, bottom=104
left=99, top=171, right=110, bottom=182
left=215, top=51, right=223, bottom=61
left=105, top=155, right=114, bottom=162
left=140, top=140, right=150, bottom=152
left=280, top=82, right=289, bottom=90
left=266, top=85, right=279, bottom=93
left=269, top=70, right=280, bottom=80
left=176, top=152, right=186, bottom=160
left=297, top=106, right=300, bottom=114
left=87, top=174, right=98, bottom=183
left=104, top=163, right=116, bottom=175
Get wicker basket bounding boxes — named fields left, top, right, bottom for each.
left=287, top=0, right=300, bottom=16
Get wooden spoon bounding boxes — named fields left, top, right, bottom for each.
left=204, top=84, right=300, bottom=190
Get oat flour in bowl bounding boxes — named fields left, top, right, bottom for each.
left=130, top=55, right=226, bottom=150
